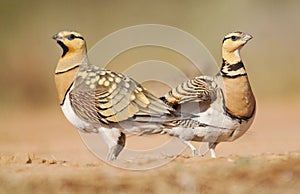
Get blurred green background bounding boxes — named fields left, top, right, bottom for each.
left=1, top=0, right=299, bottom=111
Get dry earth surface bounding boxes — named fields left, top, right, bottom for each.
left=0, top=100, right=299, bottom=193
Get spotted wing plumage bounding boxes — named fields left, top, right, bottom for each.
left=70, top=65, right=174, bottom=125
left=162, top=76, right=217, bottom=106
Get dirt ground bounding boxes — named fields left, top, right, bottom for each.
left=0, top=100, right=299, bottom=194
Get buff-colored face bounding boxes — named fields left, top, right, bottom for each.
left=222, top=32, right=253, bottom=53
left=52, top=31, right=86, bottom=57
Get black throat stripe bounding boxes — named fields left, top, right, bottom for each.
left=221, top=60, right=245, bottom=71
left=227, top=61, right=244, bottom=71
left=57, top=41, right=69, bottom=57
left=221, top=60, right=247, bottom=78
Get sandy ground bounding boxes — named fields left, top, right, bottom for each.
left=0, top=100, right=299, bottom=193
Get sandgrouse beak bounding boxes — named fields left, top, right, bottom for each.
left=242, top=33, right=253, bottom=42
left=52, top=33, right=63, bottom=41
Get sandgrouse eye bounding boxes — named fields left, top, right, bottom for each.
left=231, top=35, right=238, bottom=41
left=67, top=34, right=76, bottom=40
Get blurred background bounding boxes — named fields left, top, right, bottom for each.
left=0, top=0, right=299, bottom=159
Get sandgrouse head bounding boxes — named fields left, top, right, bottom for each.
left=222, top=31, right=253, bottom=53
left=52, top=31, right=86, bottom=57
